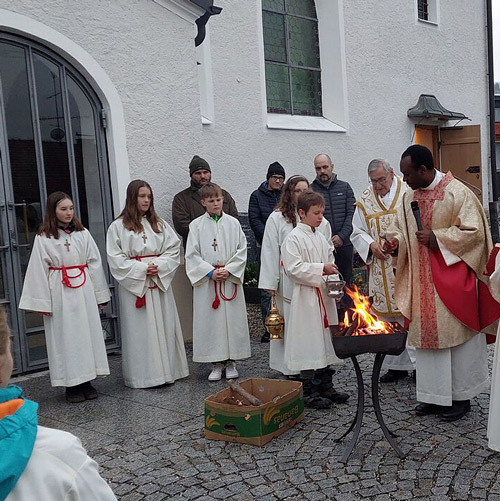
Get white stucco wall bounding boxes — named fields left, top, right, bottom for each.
left=0, top=0, right=490, bottom=221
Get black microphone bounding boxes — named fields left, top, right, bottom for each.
left=410, top=201, right=423, bottom=231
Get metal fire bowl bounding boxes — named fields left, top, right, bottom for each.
left=332, top=331, right=408, bottom=359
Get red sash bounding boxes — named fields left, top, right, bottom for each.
left=430, top=249, right=500, bottom=342
left=131, top=254, right=159, bottom=308
left=211, top=265, right=237, bottom=309
left=49, top=264, right=87, bottom=288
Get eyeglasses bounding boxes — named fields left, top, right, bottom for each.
left=369, top=173, right=390, bottom=185
left=270, top=175, right=285, bottom=181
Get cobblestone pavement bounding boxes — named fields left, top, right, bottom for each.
left=14, top=305, right=500, bottom=500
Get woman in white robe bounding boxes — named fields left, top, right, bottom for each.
left=107, top=180, right=189, bottom=388
left=19, top=192, right=110, bottom=403
left=258, top=176, right=331, bottom=375
left=185, top=183, right=250, bottom=381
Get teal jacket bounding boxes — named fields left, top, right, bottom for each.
left=0, top=385, right=38, bottom=500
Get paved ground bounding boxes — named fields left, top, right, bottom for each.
left=13, top=305, right=500, bottom=500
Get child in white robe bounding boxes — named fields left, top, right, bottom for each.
left=0, top=306, right=117, bottom=501
left=107, top=180, right=189, bottom=389
left=259, top=175, right=332, bottom=376
left=19, top=192, right=110, bottom=403
left=281, top=190, right=348, bottom=409
left=185, top=183, right=251, bottom=381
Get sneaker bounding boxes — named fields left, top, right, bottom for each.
left=225, top=361, right=239, bottom=379
left=208, top=364, right=224, bottom=381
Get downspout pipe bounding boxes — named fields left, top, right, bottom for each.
left=487, top=0, right=498, bottom=201
left=191, top=1, right=222, bottom=47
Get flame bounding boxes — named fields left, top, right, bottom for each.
left=342, top=285, right=394, bottom=335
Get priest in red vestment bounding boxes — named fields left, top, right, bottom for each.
left=384, top=145, right=500, bottom=422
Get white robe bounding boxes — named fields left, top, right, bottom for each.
left=259, top=211, right=331, bottom=374
left=7, top=426, right=116, bottom=501
left=281, top=223, right=340, bottom=373
left=185, top=212, right=250, bottom=363
left=107, top=218, right=189, bottom=388
left=488, top=248, right=500, bottom=450
left=19, top=229, right=110, bottom=387
left=351, top=178, right=415, bottom=372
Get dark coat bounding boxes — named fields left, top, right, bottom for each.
left=248, top=182, right=282, bottom=245
left=172, top=182, right=238, bottom=246
left=311, top=175, right=355, bottom=246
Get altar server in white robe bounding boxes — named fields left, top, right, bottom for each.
left=185, top=183, right=250, bottom=382
left=282, top=190, right=348, bottom=409
left=107, top=180, right=189, bottom=388
left=0, top=307, right=117, bottom=501
left=259, top=176, right=331, bottom=376
left=351, top=159, right=416, bottom=383
left=487, top=246, right=500, bottom=451
left=19, top=192, right=110, bottom=403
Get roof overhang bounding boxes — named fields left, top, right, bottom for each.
left=407, top=94, right=469, bottom=121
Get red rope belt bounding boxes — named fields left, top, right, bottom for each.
left=316, top=288, right=329, bottom=328
left=49, top=264, right=88, bottom=289
left=131, top=254, right=159, bottom=308
left=212, top=265, right=237, bottom=310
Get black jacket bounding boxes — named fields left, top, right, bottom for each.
left=311, top=175, right=355, bottom=246
left=248, top=182, right=282, bottom=245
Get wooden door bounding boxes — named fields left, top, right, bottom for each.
left=414, top=125, right=440, bottom=170
left=439, top=125, right=482, bottom=201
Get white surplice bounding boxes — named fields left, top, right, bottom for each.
left=351, top=177, right=416, bottom=371
left=259, top=211, right=331, bottom=375
left=7, top=426, right=116, bottom=501
left=19, top=229, right=110, bottom=387
left=107, top=218, right=189, bottom=388
left=185, top=212, right=250, bottom=363
left=488, top=249, right=500, bottom=450
left=281, top=222, right=340, bottom=373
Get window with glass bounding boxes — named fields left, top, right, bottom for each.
left=418, top=0, right=429, bottom=21
left=262, top=0, right=322, bottom=116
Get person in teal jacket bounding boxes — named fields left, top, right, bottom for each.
left=0, top=307, right=116, bottom=500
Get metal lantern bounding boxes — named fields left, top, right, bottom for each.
left=265, top=294, right=285, bottom=340
left=324, top=273, right=346, bottom=300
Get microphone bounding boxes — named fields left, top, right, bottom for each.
left=410, top=201, right=423, bottom=231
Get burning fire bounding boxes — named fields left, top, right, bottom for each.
left=342, top=285, right=394, bottom=336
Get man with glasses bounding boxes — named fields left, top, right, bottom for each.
left=351, top=159, right=416, bottom=383
left=311, top=154, right=355, bottom=316
left=248, top=161, right=286, bottom=342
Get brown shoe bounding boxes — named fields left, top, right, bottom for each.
left=66, top=385, right=85, bottom=404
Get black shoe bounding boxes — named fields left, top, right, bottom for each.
left=303, top=379, right=332, bottom=409
left=65, top=385, right=85, bottom=404
left=440, top=400, right=470, bottom=422
left=415, top=402, right=447, bottom=416
left=82, top=381, right=98, bottom=400
left=321, top=386, right=350, bottom=404
left=380, top=370, right=408, bottom=383
left=261, top=332, right=270, bottom=343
